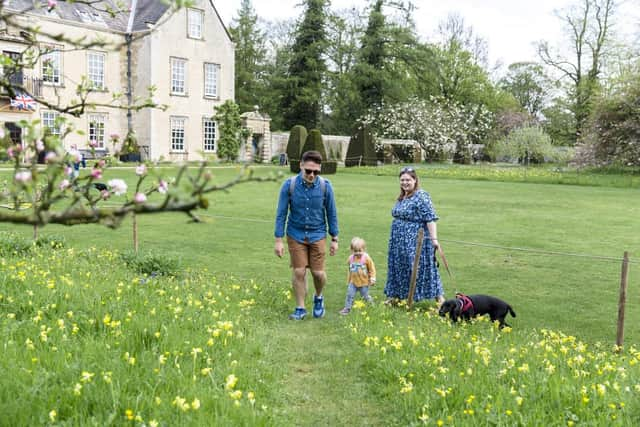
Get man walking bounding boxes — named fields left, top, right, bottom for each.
left=274, top=150, right=339, bottom=320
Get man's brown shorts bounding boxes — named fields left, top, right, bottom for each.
left=287, top=236, right=326, bottom=270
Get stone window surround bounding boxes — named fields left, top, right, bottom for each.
left=41, top=110, right=60, bottom=135
left=87, top=50, right=106, bottom=90
left=170, top=56, right=188, bottom=96
left=203, top=62, right=220, bottom=99
left=170, top=116, right=187, bottom=152
left=202, top=116, right=216, bottom=152
left=187, top=8, right=204, bottom=40
left=41, top=43, right=63, bottom=85
left=88, top=112, right=107, bottom=149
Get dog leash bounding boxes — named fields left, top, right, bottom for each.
left=436, top=244, right=456, bottom=290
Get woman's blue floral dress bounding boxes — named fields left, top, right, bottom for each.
left=384, top=189, right=443, bottom=302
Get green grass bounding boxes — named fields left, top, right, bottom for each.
left=1, top=165, right=640, bottom=425
left=343, top=163, right=640, bottom=188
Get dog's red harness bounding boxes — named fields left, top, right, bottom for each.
left=455, top=293, right=474, bottom=313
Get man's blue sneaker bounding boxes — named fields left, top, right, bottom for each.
left=288, top=307, right=307, bottom=320
left=313, top=295, right=325, bottom=318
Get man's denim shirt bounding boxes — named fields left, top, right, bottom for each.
left=274, top=174, right=338, bottom=243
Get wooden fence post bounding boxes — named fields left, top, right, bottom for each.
left=132, top=213, right=139, bottom=253
left=407, top=228, right=424, bottom=310
left=616, top=251, right=630, bottom=350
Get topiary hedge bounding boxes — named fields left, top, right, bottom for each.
left=287, top=125, right=307, bottom=173
left=345, top=123, right=379, bottom=167
left=301, top=129, right=327, bottom=160
left=320, top=161, right=337, bottom=175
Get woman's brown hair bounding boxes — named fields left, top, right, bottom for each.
left=397, top=168, right=420, bottom=201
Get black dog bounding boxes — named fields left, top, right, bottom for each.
left=92, top=182, right=108, bottom=191
left=439, top=293, right=516, bottom=328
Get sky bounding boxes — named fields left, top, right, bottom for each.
left=213, top=0, right=640, bottom=72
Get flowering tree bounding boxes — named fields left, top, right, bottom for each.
left=1, top=119, right=273, bottom=228
left=0, top=1, right=274, bottom=229
left=359, top=96, right=493, bottom=162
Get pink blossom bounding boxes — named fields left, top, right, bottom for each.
left=110, top=133, right=120, bottom=140
left=108, top=179, right=127, bottom=196
left=158, top=179, right=169, bottom=194
left=45, top=152, right=58, bottom=163
left=59, top=179, right=70, bottom=191
left=100, top=190, right=110, bottom=200
left=134, top=192, right=147, bottom=204
left=89, top=140, right=97, bottom=148
left=15, top=170, right=32, bottom=184
left=36, top=140, right=45, bottom=152
left=64, top=166, right=73, bottom=176
left=91, top=168, right=102, bottom=179
left=47, top=0, right=57, bottom=9
left=135, top=164, right=147, bottom=176
left=7, top=147, right=15, bottom=159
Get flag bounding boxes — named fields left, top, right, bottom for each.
left=10, top=92, right=37, bottom=110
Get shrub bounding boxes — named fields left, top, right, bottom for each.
left=286, top=125, right=307, bottom=167
left=120, top=250, right=181, bottom=277
left=584, top=77, right=640, bottom=166
left=213, top=100, right=248, bottom=162
left=345, top=124, right=379, bottom=167
left=301, top=129, right=327, bottom=160
left=493, top=126, right=556, bottom=164
left=321, top=161, right=337, bottom=175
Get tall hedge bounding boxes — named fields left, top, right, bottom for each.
left=286, top=125, right=307, bottom=165
left=345, top=124, right=378, bottom=166
left=298, top=129, right=336, bottom=174
left=301, top=129, right=327, bottom=160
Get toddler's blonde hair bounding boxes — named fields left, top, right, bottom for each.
left=350, top=237, right=366, bottom=253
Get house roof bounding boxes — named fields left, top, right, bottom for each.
left=4, top=0, right=129, bottom=32
left=5, top=1, right=231, bottom=40
left=129, top=0, right=170, bottom=32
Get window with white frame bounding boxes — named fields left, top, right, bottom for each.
left=171, top=117, right=186, bottom=151
left=204, top=63, right=220, bottom=98
left=171, top=58, right=187, bottom=95
left=41, top=111, right=60, bottom=136
left=203, top=118, right=216, bottom=151
left=88, top=114, right=106, bottom=148
left=87, top=52, right=105, bottom=89
left=41, top=45, right=62, bottom=84
left=187, top=8, right=203, bottom=39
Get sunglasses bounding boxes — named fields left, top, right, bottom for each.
left=304, top=169, right=320, bottom=176
left=400, top=167, right=415, bottom=174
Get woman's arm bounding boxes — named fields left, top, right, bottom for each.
left=426, top=221, right=439, bottom=249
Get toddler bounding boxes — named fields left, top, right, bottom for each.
left=339, top=237, right=376, bottom=315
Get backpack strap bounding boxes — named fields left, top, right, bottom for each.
left=289, top=175, right=327, bottom=201
left=288, top=176, right=296, bottom=198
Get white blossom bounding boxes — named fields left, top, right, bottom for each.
left=108, top=179, right=127, bottom=196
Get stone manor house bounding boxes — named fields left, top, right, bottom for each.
left=0, top=0, right=269, bottom=162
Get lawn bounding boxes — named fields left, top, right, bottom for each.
left=1, top=164, right=639, bottom=425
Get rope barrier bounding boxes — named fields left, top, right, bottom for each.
left=439, top=238, right=636, bottom=264
left=199, top=214, right=636, bottom=265
left=24, top=202, right=636, bottom=265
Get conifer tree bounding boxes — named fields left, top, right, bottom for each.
left=280, top=0, right=329, bottom=130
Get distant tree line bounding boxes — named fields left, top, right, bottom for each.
left=230, top=0, right=640, bottom=166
